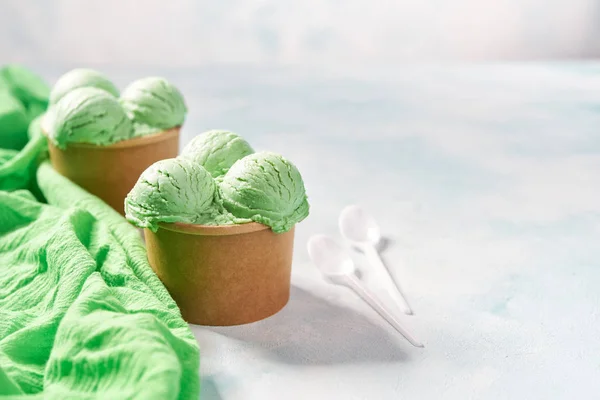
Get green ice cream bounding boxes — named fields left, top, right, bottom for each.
left=49, top=68, right=119, bottom=105
left=219, top=152, right=309, bottom=233
left=120, top=77, right=186, bottom=136
left=126, top=134, right=308, bottom=233
left=125, top=158, right=241, bottom=232
left=180, top=130, right=254, bottom=178
left=47, top=87, right=133, bottom=149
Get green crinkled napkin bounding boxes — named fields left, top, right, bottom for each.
left=0, top=65, right=49, bottom=151
left=0, top=66, right=200, bottom=399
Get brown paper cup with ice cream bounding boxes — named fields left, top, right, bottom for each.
left=144, top=222, right=294, bottom=326
left=45, top=127, right=180, bottom=215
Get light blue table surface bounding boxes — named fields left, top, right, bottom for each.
left=44, top=63, right=600, bottom=399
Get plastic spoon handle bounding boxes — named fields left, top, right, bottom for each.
left=362, top=244, right=413, bottom=315
left=337, top=274, right=424, bottom=348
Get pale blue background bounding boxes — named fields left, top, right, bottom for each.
left=36, top=63, right=600, bottom=399
left=1, top=0, right=600, bottom=66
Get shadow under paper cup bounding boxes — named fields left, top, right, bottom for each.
left=46, top=127, right=180, bottom=215
left=144, top=222, right=295, bottom=326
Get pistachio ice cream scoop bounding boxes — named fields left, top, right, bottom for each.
left=120, top=77, right=187, bottom=136
left=180, top=130, right=254, bottom=178
left=47, top=87, right=133, bottom=149
left=49, top=68, right=119, bottom=105
left=219, top=152, right=309, bottom=233
left=125, top=157, right=241, bottom=232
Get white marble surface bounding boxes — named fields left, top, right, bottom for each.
left=46, top=63, right=600, bottom=399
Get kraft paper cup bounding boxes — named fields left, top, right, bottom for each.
left=45, top=127, right=180, bottom=215
left=144, top=222, right=295, bottom=326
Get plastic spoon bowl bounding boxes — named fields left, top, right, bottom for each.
left=307, top=234, right=424, bottom=348
left=339, top=205, right=413, bottom=315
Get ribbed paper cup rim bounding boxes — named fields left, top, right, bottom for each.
left=157, top=221, right=271, bottom=236
left=43, top=126, right=180, bottom=150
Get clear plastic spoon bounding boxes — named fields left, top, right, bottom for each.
left=339, top=205, right=413, bottom=315
left=307, top=234, right=424, bottom=348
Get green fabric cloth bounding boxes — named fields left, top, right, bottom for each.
left=0, top=65, right=49, bottom=151
left=0, top=66, right=200, bottom=399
